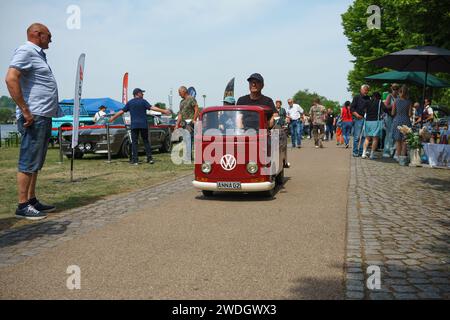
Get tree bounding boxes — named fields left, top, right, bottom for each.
left=0, top=96, right=15, bottom=110
left=154, top=102, right=167, bottom=110
left=0, top=108, right=13, bottom=124
left=342, top=0, right=450, bottom=105
left=293, top=89, right=340, bottom=114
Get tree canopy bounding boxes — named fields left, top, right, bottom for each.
left=0, top=96, right=15, bottom=110
left=342, top=0, right=450, bottom=106
left=293, top=89, right=341, bottom=114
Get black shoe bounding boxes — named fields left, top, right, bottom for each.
left=16, top=205, right=47, bottom=221
left=147, top=158, right=154, bottom=165
left=33, top=201, right=56, bottom=213
left=130, top=162, right=139, bottom=166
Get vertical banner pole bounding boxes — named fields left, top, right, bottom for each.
left=58, top=126, right=63, bottom=164
left=107, top=123, right=112, bottom=163
left=71, top=53, right=86, bottom=182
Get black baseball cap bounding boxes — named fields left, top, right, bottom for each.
left=133, top=88, right=146, bottom=96
left=247, top=73, right=264, bottom=85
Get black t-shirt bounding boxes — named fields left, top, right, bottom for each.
left=365, top=99, right=386, bottom=121
left=351, top=95, right=371, bottom=117
left=326, top=114, right=335, bottom=126
left=236, top=95, right=277, bottom=114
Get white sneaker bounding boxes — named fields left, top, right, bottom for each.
left=362, top=154, right=367, bottom=159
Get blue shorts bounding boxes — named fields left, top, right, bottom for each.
left=17, top=115, right=52, bottom=173
left=365, top=120, right=383, bottom=137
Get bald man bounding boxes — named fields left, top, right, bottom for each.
left=5, top=23, right=60, bottom=220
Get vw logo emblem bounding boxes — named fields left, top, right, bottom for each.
left=220, top=154, right=237, bottom=171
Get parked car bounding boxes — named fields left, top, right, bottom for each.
left=52, top=103, right=95, bottom=142
left=192, top=105, right=289, bottom=198
left=61, top=114, right=172, bottom=159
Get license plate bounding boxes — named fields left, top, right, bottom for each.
left=217, top=182, right=242, bottom=190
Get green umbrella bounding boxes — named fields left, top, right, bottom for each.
left=365, top=71, right=450, bottom=88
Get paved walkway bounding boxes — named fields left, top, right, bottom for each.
left=0, top=140, right=349, bottom=299
left=346, top=156, right=450, bottom=300
left=1, top=140, right=448, bottom=300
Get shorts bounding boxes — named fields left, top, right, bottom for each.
left=365, top=120, right=383, bottom=137
left=17, top=115, right=52, bottom=173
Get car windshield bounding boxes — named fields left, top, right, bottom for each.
left=59, top=104, right=89, bottom=117
left=96, top=115, right=124, bottom=125
left=202, top=111, right=260, bottom=135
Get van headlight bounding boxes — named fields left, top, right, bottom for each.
left=247, top=162, right=259, bottom=175
left=201, top=162, right=212, bottom=174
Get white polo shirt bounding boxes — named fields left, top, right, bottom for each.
left=287, top=104, right=304, bottom=121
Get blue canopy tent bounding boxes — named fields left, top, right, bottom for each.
left=60, top=98, right=124, bottom=116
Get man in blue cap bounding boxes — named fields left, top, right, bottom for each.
left=110, top=88, right=170, bottom=165
left=237, top=73, right=278, bottom=128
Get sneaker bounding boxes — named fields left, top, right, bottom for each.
left=362, top=154, right=367, bottom=159
left=131, top=162, right=139, bottom=166
left=147, top=158, right=155, bottom=165
left=16, top=205, right=47, bottom=221
left=33, top=201, right=56, bottom=213
left=370, top=154, right=377, bottom=160
left=297, top=146, right=302, bottom=149
left=353, top=153, right=360, bottom=158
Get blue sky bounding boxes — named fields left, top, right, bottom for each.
left=0, top=0, right=355, bottom=111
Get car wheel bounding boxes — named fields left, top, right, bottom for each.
left=120, top=139, right=131, bottom=158
left=202, top=190, right=214, bottom=197
left=276, top=169, right=285, bottom=186
left=160, top=134, right=172, bottom=153
left=262, top=188, right=275, bottom=199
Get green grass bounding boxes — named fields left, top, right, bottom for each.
left=0, top=146, right=193, bottom=229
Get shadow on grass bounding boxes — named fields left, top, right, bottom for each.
left=0, top=220, right=71, bottom=249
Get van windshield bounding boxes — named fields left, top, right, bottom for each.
left=202, top=111, right=260, bottom=136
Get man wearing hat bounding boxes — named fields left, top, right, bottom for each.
left=110, top=88, right=170, bottom=165
left=223, top=96, right=236, bottom=106
left=93, top=105, right=107, bottom=122
left=237, top=73, right=278, bottom=128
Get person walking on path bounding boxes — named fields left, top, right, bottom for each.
left=362, top=92, right=386, bottom=160
left=335, top=114, right=344, bottom=146
left=325, top=108, right=335, bottom=141
left=5, top=23, right=60, bottom=221
left=351, top=85, right=371, bottom=157
left=286, top=98, right=304, bottom=148
left=275, top=99, right=287, bottom=127
left=303, top=114, right=311, bottom=140
left=310, top=98, right=327, bottom=149
left=382, top=84, right=400, bottom=158
left=341, top=101, right=353, bottom=149
left=392, top=85, right=413, bottom=165
left=110, top=88, right=170, bottom=165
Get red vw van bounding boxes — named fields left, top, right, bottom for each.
left=193, top=105, right=289, bottom=198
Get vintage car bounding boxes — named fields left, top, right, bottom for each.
left=51, top=103, right=95, bottom=142
left=192, top=105, right=289, bottom=198
left=61, top=113, right=172, bottom=159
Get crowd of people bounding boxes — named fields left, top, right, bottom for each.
left=272, top=83, right=440, bottom=166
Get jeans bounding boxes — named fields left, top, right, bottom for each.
left=290, top=120, right=302, bottom=147
left=131, top=128, right=152, bottom=163
left=342, top=122, right=353, bottom=146
left=352, top=119, right=365, bottom=156
left=383, top=116, right=394, bottom=157
left=17, top=115, right=52, bottom=173
left=326, top=124, right=334, bottom=140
